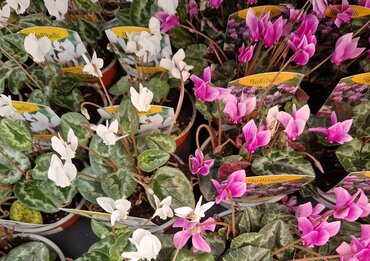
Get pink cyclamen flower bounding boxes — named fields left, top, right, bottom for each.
left=223, top=94, right=256, bottom=123
left=245, top=8, right=270, bottom=42
left=294, top=14, right=319, bottom=37
left=173, top=217, right=216, bottom=252
left=263, top=17, right=284, bottom=48
left=247, top=0, right=258, bottom=4
left=296, top=202, right=326, bottom=222
left=281, top=195, right=297, bottom=212
left=277, top=104, right=310, bottom=140
left=310, top=0, right=328, bottom=18
left=289, top=34, right=316, bottom=65
left=238, top=43, right=255, bottom=63
left=191, top=67, right=231, bottom=102
left=309, top=111, right=353, bottom=144
left=359, top=0, right=370, bottom=8
left=298, top=217, right=341, bottom=247
left=208, top=0, right=223, bottom=9
left=212, top=170, right=246, bottom=204
left=333, top=188, right=370, bottom=222
left=190, top=149, right=214, bottom=176
left=156, top=12, right=179, bottom=33
left=330, top=0, right=355, bottom=28
left=336, top=224, right=370, bottom=261
left=242, top=119, right=271, bottom=153
left=187, top=0, right=199, bottom=22
left=331, top=33, right=365, bottom=66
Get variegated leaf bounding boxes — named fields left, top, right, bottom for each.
left=0, top=119, right=32, bottom=151
left=101, top=167, right=137, bottom=200
left=138, top=149, right=170, bottom=172
left=222, top=245, right=272, bottom=261
left=77, top=167, right=106, bottom=204
left=61, top=112, right=92, bottom=145
left=173, top=249, right=215, bottom=261
left=145, top=133, right=177, bottom=154
left=32, top=153, right=53, bottom=180
left=336, top=138, right=370, bottom=172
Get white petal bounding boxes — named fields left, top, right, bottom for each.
left=48, top=155, right=70, bottom=188
left=96, top=197, right=115, bottom=213
left=174, top=206, right=193, bottom=218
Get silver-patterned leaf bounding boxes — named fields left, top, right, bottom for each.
left=336, top=138, right=370, bottom=172
left=0, top=119, right=32, bottom=151
left=145, top=133, right=177, bottom=154
left=1, top=242, right=51, bottom=261
left=204, top=232, right=227, bottom=256
left=173, top=249, right=215, bottom=261
left=101, top=167, right=137, bottom=200
left=32, top=153, right=53, bottom=180
left=77, top=167, right=106, bottom=204
left=61, top=112, right=92, bottom=145
left=231, top=232, right=268, bottom=249
left=222, top=245, right=272, bottom=261
left=138, top=149, right=170, bottom=172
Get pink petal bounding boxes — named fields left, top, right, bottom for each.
left=322, top=221, right=341, bottom=237
left=298, top=217, right=313, bottom=235
left=211, top=179, right=222, bottom=193
left=201, top=217, right=216, bottom=231
left=330, top=111, right=338, bottom=125
left=309, top=127, right=328, bottom=134
left=192, top=234, right=211, bottom=252
left=190, top=74, right=204, bottom=88
left=173, top=230, right=192, bottom=249
left=345, top=204, right=363, bottom=222
left=228, top=182, right=246, bottom=198
left=203, top=67, right=212, bottom=83
left=243, top=120, right=257, bottom=144
left=295, top=105, right=310, bottom=121
left=297, top=202, right=313, bottom=218
left=256, top=130, right=271, bottom=147
left=276, top=111, right=292, bottom=128
left=334, top=187, right=351, bottom=209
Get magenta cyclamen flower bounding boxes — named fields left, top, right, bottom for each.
left=289, top=34, right=316, bottom=65
left=238, top=43, right=255, bottom=63
left=309, top=111, right=353, bottom=144
left=298, top=217, right=341, bottom=247
left=296, top=202, right=326, bottom=222
left=208, top=0, right=223, bottom=9
left=190, top=149, right=214, bottom=176
left=331, top=33, right=365, bottom=66
left=212, top=170, right=246, bottom=204
left=330, top=0, right=355, bottom=28
left=223, top=94, right=256, bottom=123
left=242, top=119, right=271, bottom=153
left=310, top=0, right=328, bottom=18
left=333, top=188, right=370, bottom=222
left=294, top=14, right=319, bottom=37
left=173, top=217, right=216, bottom=252
left=191, top=67, right=231, bottom=102
left=277, top=104, right=310, bottom=140
left=156, top=12, right=179, bottom=33
left=187, top=0, right=199, bottom=22
left=263, top=17, right=284, bottom=48
left=245, top=8, right=270, bottom=42
left=336, top=224, right=370, bottom=261
left=359, top=0, right=370, bottom=8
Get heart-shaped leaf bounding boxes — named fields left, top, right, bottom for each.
left=101, top=167, right=137, bottom=200
left=336, top=138, right=370, bottom=172
left=61, top=112, right=92, bottom=145
left=138, top=149, right=170, bottom=172
left=0, top=119, right=32, bottom=151
left=145, top=133, right=176, bottom=154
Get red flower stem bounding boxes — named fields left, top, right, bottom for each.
left=227, top=190, right=237, bottom=238
left=216, top=100, right=222, bottom=147
left=195, top=124, right=216, bottom=151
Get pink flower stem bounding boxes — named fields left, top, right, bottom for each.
left=304, top=54, right=333, bottom=78
left=96, top=71, right=114, bottom=108
left=293, top=245, right=329, bottom=261
left=247, top=152, right=253, bottom=163
left=178, top=24, right=228, bottom=65
left=172, top=226, right=186, bottom=261
left=257, top=50, right=301, bottom=112
left=216, top=100, right=223, bottom=148
left=264, top=130, right=282, bottom=156
left=272, top=238, right=302, bottom=256
left=195, top=124, right=216, bottom=151
left=167, top=74, right=185, bottom=135
left=227, top=190, right=237, bottom=238
left=246, top=42, right=262, bottom=75
left=77, top=172, right=100, bottom=182
left=353, top=20, right=370, bottom=37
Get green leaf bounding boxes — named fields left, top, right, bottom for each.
left=8, top=68, right=27, bottom=94
left=32, top=153, right=53, bottom=180
left=252, top=148, right=315, bottom=176
left=157, top=234, right=176, bottom=261
left=204, top=232, right=226, bottom=256
left=77, top=167, right=106, bottom=204
left=37, top=179, right=78, bottom=206
left=260, top=210, right=295, bottom=228
left=109, top=76, right=131, bottom=96
left=19, top=14, right=52, bottom=27
left=9, top=200, right=43, bottom=224
left=14, top=179, right=58, bottom=213
left=146, top=78, right=170, bottom=103
left=173, top=249, right=215, bottom=261
left=195, top=101, right=213, bottom=121
left=147, top=166, right=195, bottom=209
left=170, top=27, right=194, bottom=49
left=351, top=101, right=370, bottom=138
left=76, top=19, right=103, bottom=44
left=145, top=133, right=177, bottom=154
left=89, top=134, right=131, bottom=176
left=238, top=207, right=263, bottom=233
left=0, top=119, right=32, bottom=151
left=185, top=44, right=208, bottom=58
left=117, top=98, right=139, bottom=136
left=61, top=112, right=92, bottom=145
left=109, top=230, right=132, bottom=260
left=138, top=149, right=170, bottom=172
left=259, top=220, right=294, bottom=260
left=129, top=0, right=157, bottom=26
left=0, top=183, right=12, bottom=199
left=88, top=236, right=115, bottom=256
left=101, top=168, right=137, bottom=200
left=231, top=232, right=268, bottom=249
left=0, top=141, right=31, bottom=184
left=1, top=242, right=52, bottom=261
left=336, top=138, right=370, bottom=172
left=222, top=245, right=272, bottom=261
left=52, top=88, right=84, bottom=112
left=75, top=0, right=96, bottom=11
left=0, top=34, right=28, bottom=63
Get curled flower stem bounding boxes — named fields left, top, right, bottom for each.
left=167, top=74, right=185, bottom=136
left=195, top=124, right=216, bottom=151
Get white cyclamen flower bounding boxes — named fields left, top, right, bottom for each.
left=96, top=119, right=122, bottom=146
left=158, top=0, right=178, bottom=15
left=44, top=0, right=68, bottom=20
left=130, top=84, right=153, bottom=112
left=96, top=197, right=131, bottom=226
left=266, top=105, right=279, bottom=135
left=51, top=129, right=78, bottom=161
left=47, top=154, right=77, bottom=188
left=174, top=196, right=214, bottom=222
left=24, top=33, right=52, bottom=63
left=121, top=229, right=161, bottom=261
left=82, top=51, right=104, bottom=77
left=6, top=0, right=30, bottom=14
left=160, top=48, right=193, bottom=81
left=152, top=195, right=173, bottom=220
left=0, top=5, right=10, bottom=27
left=0, top=94, right=16, bottom=118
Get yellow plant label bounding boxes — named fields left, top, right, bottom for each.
left=62, top=209, right=110, bottom=219
left=237, top=5, right=285, bottom=19
left=12, top=102, right=40, bottom=114
left=21, top=27, right=69, bottom=41
left=101, top=105, right=163, bottom=116
left=365, top=172, right=370, bottom=178
left=325, top=5, right=370, bottom=18
left=238, top=72, right=297, bottom=87
left=62, top=66, right=84, bottom=74
left=111, top=26, right=149, bottom=39
left=136, top=66, right=167, bottom=74
left=245, top=175, right=307, bottom=185
left=352, top=73, right=370, bottom=85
